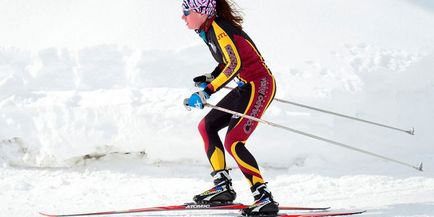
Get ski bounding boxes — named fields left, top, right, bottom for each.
left=278, top=210, right=366, bottom=217
left=39, top=202, right=331, bottom=217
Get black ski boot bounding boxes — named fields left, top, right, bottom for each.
left=193, top=169, right=237, bottom=204
left=241, top=183, right=279, bottom=216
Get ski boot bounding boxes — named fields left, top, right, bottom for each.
left=241, top=182, right=279, bottom=216
left=193, top=169, right=237, bottom=204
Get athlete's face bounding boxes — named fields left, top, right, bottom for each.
left=182, top=10, right=207, bottom=30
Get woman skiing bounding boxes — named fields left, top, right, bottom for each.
left=182, top=0, right=278, bottom=215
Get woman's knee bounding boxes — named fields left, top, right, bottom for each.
left=223, top=133, right=240, bottom=155
left=198, top=118, right=208, bottom=136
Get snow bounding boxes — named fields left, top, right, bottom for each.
left=1, top=0, right=434, bottom=216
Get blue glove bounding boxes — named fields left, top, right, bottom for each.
left=184, top=91, right=210, bottom=110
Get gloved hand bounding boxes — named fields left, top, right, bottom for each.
left=193, top=73, right=214, bottom=88
left=183, top=91, right=210, bottom=110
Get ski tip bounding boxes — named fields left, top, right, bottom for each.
left=355, top=209, right=367, bottom=213
left=329, top=210, right=367, bottom=216
left=354, top=210, right=368, bottom=215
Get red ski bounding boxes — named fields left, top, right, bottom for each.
left=39, top=202, right=331, bottom=217
left=279, top=210, right=366, bottom=217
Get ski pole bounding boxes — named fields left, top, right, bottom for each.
left=223, top=86, right=415, bottom=135
left=204, top=103, right=423, bottom=172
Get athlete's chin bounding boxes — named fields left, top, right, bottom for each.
left=185, top=22, right=198, bottom=30
left=187, top=24, right=197, bottom=30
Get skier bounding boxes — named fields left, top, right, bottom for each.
left=182, top=0, right=278, bottom=216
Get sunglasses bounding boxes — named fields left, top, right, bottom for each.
left=183, top=9, right=192, bottom=16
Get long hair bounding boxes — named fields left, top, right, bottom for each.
left=216, top=0, right=244, bottom=30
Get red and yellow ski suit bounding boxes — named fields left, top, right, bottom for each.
left=198, top=17, right=276, bottom=186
